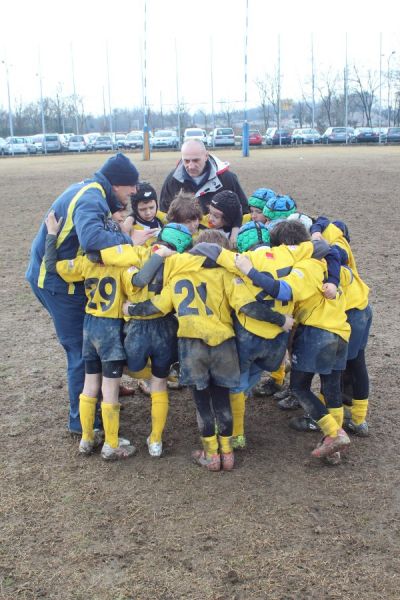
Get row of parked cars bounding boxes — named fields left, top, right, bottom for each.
left=2, top=126, right=400, bottom=156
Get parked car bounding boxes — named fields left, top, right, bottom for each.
left=3, top=136, right=37, bottom=155
left=32, top=133, right=63, bottom=153
left=292, top=128, right=321, bottom=144
left=352, top=127, right=379, bottom=143
left=0, top=137, right=6, bottom=155
left=124, top=131, right=144, bottom=149
left=321, top=127, right=354, bottom=144
left=249, top=130, right=263, bottom=146
left=385, top=127, right=400, bottom=143
left=92, top=135, right=114, bottom=151
left=265, top=128, right=292, bottom=145
left=114, top=133, right=127, bottom=149
left=152, top=129, right=179, bottom=149
left=183, top=128, right=207, bottom=145
left=208, top=127, right=235, bottom=147
left=67, top=134, right=91, bottom=152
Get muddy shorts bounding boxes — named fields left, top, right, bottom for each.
left=178, top=337, right=240, bottom=390
left=124, top=315, right=178, bottom=379
left=346, top=304, right=372, bottom=360
left=83, top=315, right=126, bottom=362
left=291, top=325, right=348, bottom=375
left=234, top=319, right=289, bottom=373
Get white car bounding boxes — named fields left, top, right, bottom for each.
left=183, top=128, right=207, bottom=145
left=208, top=127, right=235, bottom=147
left=292, top=128, right=321, bottom=144
left=67, top=135, right=92, bottom=152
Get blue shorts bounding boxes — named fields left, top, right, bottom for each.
left=124, top=315, right=178, bottom=379
left=291, top=325, right=348, bottom=374
left=179, top=337, right=240, bottom=390
left=346, top=304, right=372, bottom=360
left=234, top=319, right=289, bottom=373
left=83, top=315, right=126, bottom=363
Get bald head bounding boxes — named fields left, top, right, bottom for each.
left=181, top=140, right=208, bottom=178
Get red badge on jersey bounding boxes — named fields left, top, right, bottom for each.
left=264, top=252, right=274, bottom=259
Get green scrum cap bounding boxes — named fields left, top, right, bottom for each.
left=158, top=223, right=192, bottom=253
left=248, top=188, right=277, bottom=211
left=237, top=221, right=270, bottom=253
left=263, top=194, right=297, bottom=220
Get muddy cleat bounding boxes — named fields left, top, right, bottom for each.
left=273, top=387, right=291, bottom=401
left=147, top=436, right=163, bottom=457
left=78, top=429, right=104, bottom=455
left=277, top=394, right=300, bottom=410
left=118, top=385, right=135, bottom=397
left=221, top=452, right=235, bottom=471
left=325, top=451, right=341, bottom=466
left=167, top=363, right=183, bottom=390
left=344, top=419, right=369, bottom=437
left=192, top=449, right=221, bottom=471
left=288, top=415, right=320, bottom=432
left=101, top=440, right=137, bottom=461
left=253, top=378, right=283, bottom=397
left=231, top=435, right=247, bottom=450
left=311, top=429, right=350, bottom=459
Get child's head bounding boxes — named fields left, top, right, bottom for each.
left=263, top=194, right=297, bottom=222
left=194, top=228, right=231, bottom=249
left=236, top=221, right=270, bottom=253
left=269, top=220, right=311, bottom=246
left=286, top=212, right=314, bottom=232
left=248, top=188, right=276, bottom=224
left=131, top=182, right=158, bottom=222
left=157, top=222, right=193, bottom=253
left=167, top=191, right=203, bottom=234
left=208, top=190, right=242, bottom=230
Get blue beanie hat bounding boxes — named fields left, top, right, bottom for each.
left=100, top=153, right=139, bottom=186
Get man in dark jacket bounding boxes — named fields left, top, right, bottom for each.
left=26, top=153, right=142, bottom=434
left=159, top=140, right=248, bottom=215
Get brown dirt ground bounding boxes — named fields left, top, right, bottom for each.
left=1, top=147, right=399, bottom=600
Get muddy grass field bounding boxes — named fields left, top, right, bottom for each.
left=1, top=146, right=399, bottom=600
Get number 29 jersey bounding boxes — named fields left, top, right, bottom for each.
left=56, top=256, right=126, bottom=318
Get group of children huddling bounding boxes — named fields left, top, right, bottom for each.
left=44, top=182, right=372, bottom=470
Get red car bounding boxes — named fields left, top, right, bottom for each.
left=249, top=130, right=263, bottom=146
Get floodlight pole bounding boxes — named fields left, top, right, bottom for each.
left=142, top=0, right=151, bottom=160
left=1, top=59, right=14, bottom=151
left=210, top=37, right=216, bottom=147
left=70, top=44, right=79, bottom=135
left=277, top=34, right=281, bottom=145
left=175, top=39, right=181, bottom=148
left=378, top=33, right=382, bottom=142
left=242, top=0, right=249, bottom=157
left=387, top=50, right=396, bottom=127
left=311, top=34, right=315, bottom=130
left=345, top=33, right=348, bottom=144
left=106, top=42, right=113, bottom=137
left=38, top=48, right=47, bottom=155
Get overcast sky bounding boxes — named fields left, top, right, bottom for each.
left=1, top=0, right=399, bottom=117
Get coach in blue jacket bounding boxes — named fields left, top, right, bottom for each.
left=26, top=153, right=139, bottom=433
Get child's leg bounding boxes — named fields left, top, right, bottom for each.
left=210, top=383, right=234, bottom=469
left=320, top=371, right=344, bottom=428
left=101, top=361, right=123, bottom=449
left=347, top=349, right=369, bottom=425
left=149, top=374, right=168, bottom=447
left=80, top=361, right=102, bottom=443
left=191, top=386, right=219, bottom=456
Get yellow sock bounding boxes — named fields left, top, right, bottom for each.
left=101, top=402, right=120, bottom=448
left=201, top=435, right=219, bottom=457
left=230, top=392, right=246, bottom=437
left=351, top=399, right=368, bottom=425
left=271, top=362, right=285, bottom=386
left=150, top=390, right=169, bottom=443
left=317, top=414, right=340, bottom=438
left=317, top=392, right=326, bottom=406
left=218, top=435, right=232, bottom=454
left=79, top=394, right=97, bottom=442
left=328, top=407, right=344, bottom=428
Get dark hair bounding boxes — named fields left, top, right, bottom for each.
left=194, top=228, right=231, bottom=249
left=167, top=191, right=203, bottom=223
left=269, top=220, right=311, bottom=246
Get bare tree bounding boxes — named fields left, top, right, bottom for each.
left=351, top=66, right=379, bottom=126
left=317, top=69, right=340, bottom=126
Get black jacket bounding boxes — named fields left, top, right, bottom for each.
left=159, top=154, right=249, bottom=215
